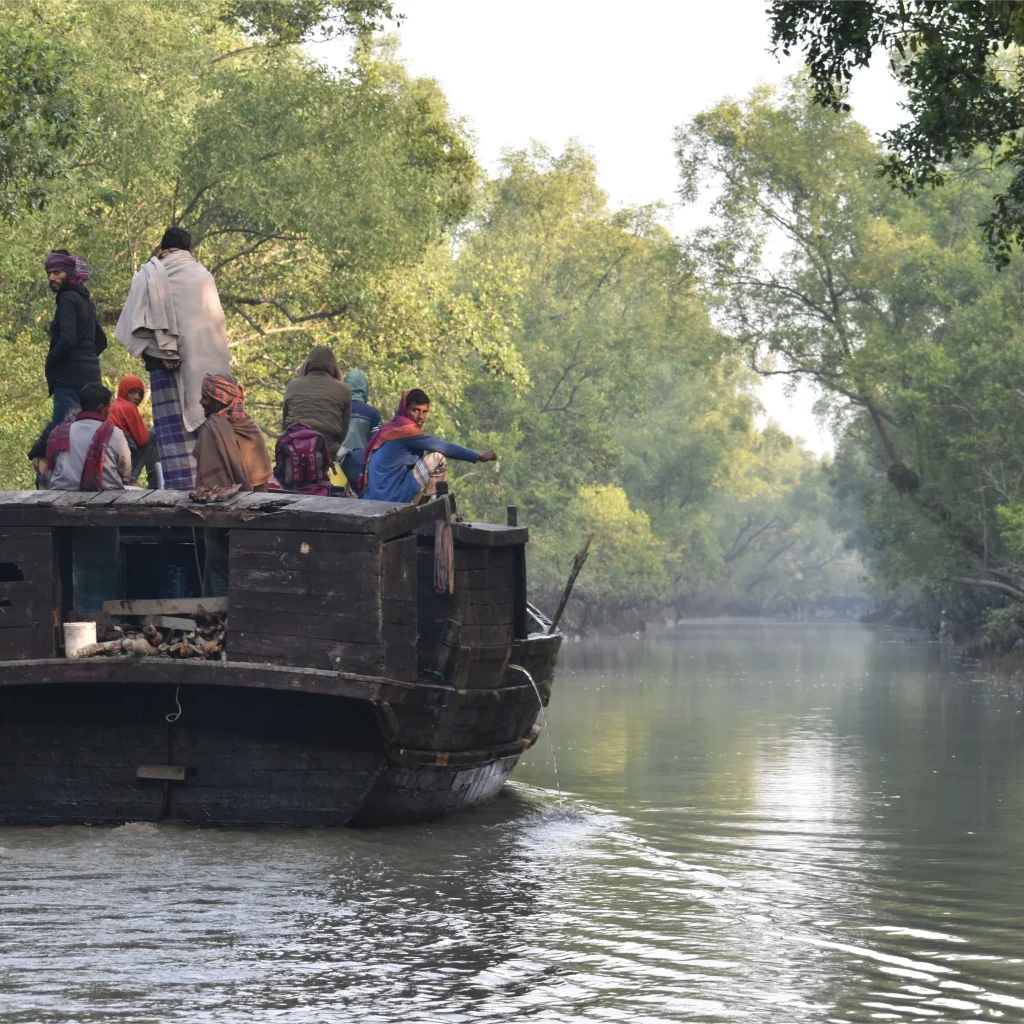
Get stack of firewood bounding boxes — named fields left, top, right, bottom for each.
left=68, top=616, right=227, bottom=660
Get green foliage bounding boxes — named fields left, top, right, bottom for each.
left=769, top=0, right=1024, bottom=266
left=529, top=485, right=673, bottom=620
left=449, top=142, right=862, bottom=624
left=681, top=76, right=1024, bottom=637
left=0, top=10, right=81, bottom=218
left=222, top=0, right=399, bottom=43
left=0, top=2, right=487, bottom=480
left=453, top=143, right=716, bottom=522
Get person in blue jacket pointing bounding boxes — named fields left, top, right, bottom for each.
left=361, top=388, right=496, bottom=504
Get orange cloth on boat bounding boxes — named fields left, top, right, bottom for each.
left=107, top=374, right=150, bottom=448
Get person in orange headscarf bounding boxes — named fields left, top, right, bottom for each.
left=107, top=374, right=161, bottom=486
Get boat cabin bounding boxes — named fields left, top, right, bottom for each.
left=0, top=489, right=561, bottom=826
left=0, top=489, right=529, bottom=684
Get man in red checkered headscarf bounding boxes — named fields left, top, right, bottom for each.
left=193, top=374, right=273, bottom=596
left=194, top=374, right=271, bottom=490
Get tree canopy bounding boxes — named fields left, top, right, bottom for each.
left=0, top=1, right=488, bottom=480
left=0, top=16, right=81, bottom=218
left=769, top=0, right=1024, bottom=266
left=679, top=76, right=1024, bottom=635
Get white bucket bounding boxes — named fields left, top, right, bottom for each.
left=63, top=621, right=97, bottom=657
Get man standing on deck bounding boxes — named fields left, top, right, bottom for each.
left=361, top=388, right=496, bottom=504
left=42, top=249, right=106, bottom=434
left=114, top=226, right=231, bottom=490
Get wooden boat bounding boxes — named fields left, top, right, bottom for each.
left=0, top=490, right=561, bottom=826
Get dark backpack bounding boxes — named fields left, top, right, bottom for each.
left=275, top=422, right=330, bottom=495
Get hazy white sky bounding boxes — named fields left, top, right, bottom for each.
left=320, top=0, right=905, bottom=453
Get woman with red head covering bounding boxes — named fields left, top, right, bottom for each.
left=107, top=375, right=161, bottom=486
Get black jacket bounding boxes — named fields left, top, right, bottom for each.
left=46, top=283, right=106, bottom=394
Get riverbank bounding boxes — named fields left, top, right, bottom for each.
left=544, top=605, right=873, bottom=641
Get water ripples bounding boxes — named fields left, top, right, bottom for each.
left=2, top=626, right=1024, bottom=1021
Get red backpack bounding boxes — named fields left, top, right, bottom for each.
left=275, top=422, right=330, bottom=495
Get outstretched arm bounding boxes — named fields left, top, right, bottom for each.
left=403, top=435, right=484, bottom=462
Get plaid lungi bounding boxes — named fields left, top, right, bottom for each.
left=149, top=367, right=196, bottom=490
left=411, top=451, right=447, bottom=501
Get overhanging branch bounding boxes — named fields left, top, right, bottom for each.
left=948, top=576, right=1024, bottom=602
left=223, top=297, right=349, bottom=324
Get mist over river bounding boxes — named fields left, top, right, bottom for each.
left=2, top=623, right=1024, bottom=1022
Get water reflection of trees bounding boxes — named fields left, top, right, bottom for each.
left=522, top=625, right=1024, bottom=1021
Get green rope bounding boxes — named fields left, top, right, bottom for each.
left=166, top=686, right=182, bottom=723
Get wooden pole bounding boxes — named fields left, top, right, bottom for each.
left=547, top=535, right=593, bottom=635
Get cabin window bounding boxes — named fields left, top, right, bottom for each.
left=57, top=527, right=210, bottom=619
left=119, top=528, right=206, bottom=601
left=0, top=562, right=25, bottom=583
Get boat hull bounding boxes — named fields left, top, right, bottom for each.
left=350, top=754, right=525, bottom=827
left=0, top=681, right=387, bottom=827
left=0, top=651, right=557, bottom=827
left=0, top=489, right=564, bottom=827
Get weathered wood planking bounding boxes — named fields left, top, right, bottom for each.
left=0, top=490, right=452, bottom=540
left=0, top=527, right=56, bottom=659
left=512, top=545, right=528, bottom=639
left=226, top=606, right=414, bottom=645
left=453, top=564, right=516, bottom=590
left=230, top=590, right=416, bottom=623
left=381, top=535, right=417, bottom=681
left=0, top=493, right=558, bottom=825
left=228, top=631, right=387, bottom=674
left=0, top=624, right=562, bottom=826
left=0, top=682, right=386, bottom=827
left=232, top=529, right=379, bottom=556
left=415, top=520, right=529, bottom=549
left=0, top=532, right=52, bottom=564
left=226, top=526, right=420, bottom=682
left=102, top=597, right=229, bottom=616
left=231, top=568, right=383, bottom=600
left=413, top=534, right=524, bottom=678
left=0, top=656, right=387, bottom=699
left=449, top=522, right=529, bottom=548
left=226, top=526, right=385, bottom=673
left=235, top=548, right=384, bottom=575
left=416, top=545, right=457, bottom=669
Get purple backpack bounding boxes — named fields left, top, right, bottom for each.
left=275, top=422, right=330, bottom=495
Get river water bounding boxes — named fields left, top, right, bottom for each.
left=2, top=622, right=1024, bottom=1022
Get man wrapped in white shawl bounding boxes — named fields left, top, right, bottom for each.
left=114, top=227, right=231, bottom=489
